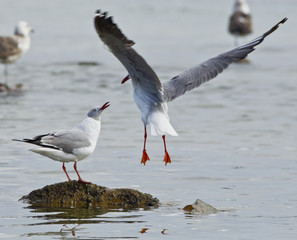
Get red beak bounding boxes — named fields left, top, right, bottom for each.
left=121, top=75, right=130, bottom=84
left=100, top=102, right=110, bottom=110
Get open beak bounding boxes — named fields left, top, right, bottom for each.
left=100, top=102, right=110, bottom=110
left=121, top=75, right=130, bottom=84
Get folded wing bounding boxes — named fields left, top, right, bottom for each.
left=0, top=37, right=20, bottom=59
left=13, top=129, right=91, bottom=154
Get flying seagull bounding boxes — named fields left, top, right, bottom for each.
left=94, top=10, right=287, bottom=166
left=0, top=21, right=33, bottom=82
left=13, top=102, right=110, bottom=183
left=229, top=0, right=253, bottom=46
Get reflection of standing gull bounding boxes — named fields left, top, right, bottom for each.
left=0, top=21, right=33, bottom=82
left=229, top=0, right=252, bottom=46
left=94, top=10, right=287, bottom=166
left=13, top=102, right=110, bottom=183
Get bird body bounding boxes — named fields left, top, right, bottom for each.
left=94, top=10, right=287, bottom=165
left=13, top=102, right=110, bottom=183
left=0, top=21, right=33, bottom=81
left=133, top=86, right=177, bottom=137
left=229, top=0, right=253, bottom=45
left=30, top=118, right=100, bottom=163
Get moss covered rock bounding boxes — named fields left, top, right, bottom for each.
left=20, top=181, right=159, bottom=209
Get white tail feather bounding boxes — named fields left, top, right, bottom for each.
left=147, top=111, right=178, bottom=136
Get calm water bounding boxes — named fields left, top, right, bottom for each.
left=1, top=0, right=296, bottom=239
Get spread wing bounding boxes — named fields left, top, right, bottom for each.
left=13, top=129, right=91, bottom=154
left=94, top=10, right=163, bottom=104
left=162, top=17, right=287, bottom=102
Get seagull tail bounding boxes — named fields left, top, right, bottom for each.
left=12, top=138, right=27, bottom=143
left=147, top=111, right=178, bottom=137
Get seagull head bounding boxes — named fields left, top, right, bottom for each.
left=234, top=0, right=250, bottom=14
left=87, top=102, right=110, bottom=120
left=15, top=21, right=34, bottom=36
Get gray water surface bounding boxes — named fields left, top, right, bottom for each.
left=0, top=0, right=296, bottom=239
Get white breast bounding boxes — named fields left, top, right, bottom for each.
left=75, top=117, right=101, bottom=158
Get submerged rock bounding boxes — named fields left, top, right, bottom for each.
left=20, top=181, right=159, bottom=209
left=183, top=199, right=218, bottom=215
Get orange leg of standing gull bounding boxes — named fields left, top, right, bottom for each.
left=74, top=161, right=91, bottom=184
left=162, top=135, right=172, bottom=165
left=141, top=127, right=150, bottom=165
left=62, top=162, right=71, bottom=181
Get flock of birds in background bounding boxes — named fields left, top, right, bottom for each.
left=1, top=0, right=287, bottom=183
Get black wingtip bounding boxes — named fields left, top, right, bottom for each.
left=263, top=17, right=288, bottom=38
left=94, top=9, right=108, bottom=18
left=280, top=17, right=288, bottom=24
left=94, top=9, right=135, bottom=47
left=12, top=138, right=33, bottom=143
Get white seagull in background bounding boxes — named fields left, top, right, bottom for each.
left=94, top=10, right=287, bottom=166
left=13, top=102, right=110, bottom=183
left=0, top=21, right=33, bottom=82
left=229, top=0, right=253, bottom=46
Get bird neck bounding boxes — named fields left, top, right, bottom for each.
left=77, top=117, right=101, bottom=140
left=14, top=34, right=31, bottom=54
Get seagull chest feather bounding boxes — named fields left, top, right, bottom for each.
left=15, top=34, right=31, bottom=55
left=74, top=117, right=101, bottom=158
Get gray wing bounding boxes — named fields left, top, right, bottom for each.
left=163, top=17, right=287, bottom=102
left=94, top=10, right=163, bottom=104
left=13, top=129, right=91, bottom=154
left=0, top=36, right=20, bottom=58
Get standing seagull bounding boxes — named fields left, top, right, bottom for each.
left=13, top=102, right=110, bottom=183
left=229, top=0, right=253, bottom=46
left=0, top=21, right=33, bottom=82
left=94, top=10, right=287, bottom=166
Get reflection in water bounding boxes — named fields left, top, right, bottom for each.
left=24, top=205, right=146, bottom=225
left=139, top=228, right=149, bottom=234
left=23, top=205, right=146, bottom=238
left=60, top=224, right=78, bottom=238
left=22, top=204, right=174, bottom=238
left=139, top=228, right=168, bottom=235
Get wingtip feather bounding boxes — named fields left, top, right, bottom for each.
left=263, top=17, right=288, bottom=38
left=94, top=9, right=135, bottom=47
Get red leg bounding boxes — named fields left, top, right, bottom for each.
left=74, top=161, right=91, bottom=184
left=62, top=162, right=71, bottom=181
left=162, top=135, right=171, bottom=165
left=141, top=127, right=150, bottom=165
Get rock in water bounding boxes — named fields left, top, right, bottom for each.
left=20, top=181, right=159, bottom=209
left=183, top=199, right=217, bottom=215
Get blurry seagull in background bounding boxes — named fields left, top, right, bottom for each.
left=229, top=0, right=253, bottom=46
left=94, top=10, right=287, bottom=166
left=0, top=21, right=33, bottom=83
left=13, top=102, right=110, bottom=183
